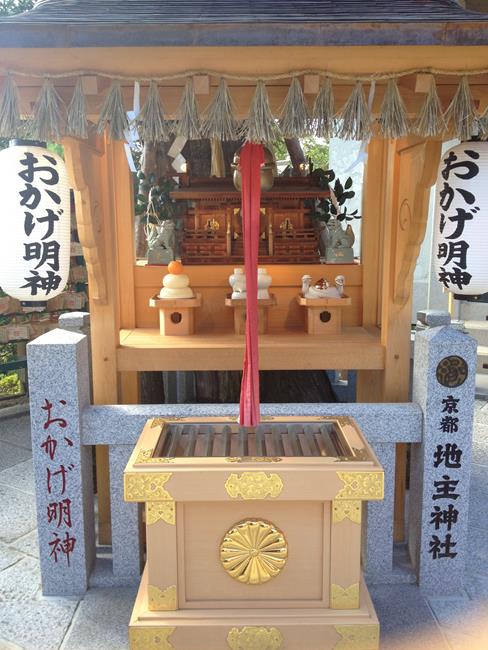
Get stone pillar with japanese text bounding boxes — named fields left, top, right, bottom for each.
left=27, top=328, right=95, bottom=596
left=409, top=310, right=477, bottom=594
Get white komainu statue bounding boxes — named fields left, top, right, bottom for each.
left=146, top=220, right=176, bottom=264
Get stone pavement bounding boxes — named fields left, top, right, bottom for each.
left=0, top=406, right=487, bottom=650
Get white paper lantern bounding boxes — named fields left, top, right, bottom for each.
left=434, top=140, right=488, bottom=296
left=0, top=141, right=71, bottom=306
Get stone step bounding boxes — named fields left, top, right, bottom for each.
left=459, top=300, right=488, bottom=322
left=477, top=346, right=488, bottom=374
left=476, top=372, right=488, bottom=399
left=464, top=320, right=488, bottom=347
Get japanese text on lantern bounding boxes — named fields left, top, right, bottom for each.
left=40, top=398, right=76, bottom=566
left=437, top=149, right=480, bottom=292
left=18, top=151, right=63, bottom=297
left=428, top=394, right=463, bottom=561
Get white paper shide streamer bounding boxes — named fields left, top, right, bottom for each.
left=0, top=143, right=71, bottom=305
left=434, top=141, right=488, bottom=296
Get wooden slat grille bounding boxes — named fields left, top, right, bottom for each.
left=157, top=421, right=354, bottom=458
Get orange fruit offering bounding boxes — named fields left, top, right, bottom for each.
left=168, top=260, right=183, bottom=275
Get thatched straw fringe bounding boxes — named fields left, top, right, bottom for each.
left=33, top=78, right=65, bottom=142
left=379, top=79, right=409, bottom=139
left=0, top=74, right=20, bottom=138
left=202, top=78, right=238, bottom=141
left=444, top=76, right=477, bottom=141
left=338, top=81, right=372, bottom=141
left=241, top=80, right=280, bottom=143
left=67, top=78, right=88, bottom=139
left=97, top=81, right=129, bottom=140
left=137, top=81, right=169, bottom=143
left=312, top=77, right=336, bottom=140
left=279, top=77, right=310, bottom=139
left=174, top=78, right=201, bottom=140
left=415, top=77, right=446, bottom=137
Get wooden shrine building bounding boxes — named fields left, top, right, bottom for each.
left=1, top=0, right=488, bottom=542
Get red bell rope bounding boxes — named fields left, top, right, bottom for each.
left=239, top=142, right=264, bottom=427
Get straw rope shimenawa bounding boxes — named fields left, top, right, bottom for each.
left=444, top=76, right=478, bottom=142
left=279, top=76, right=310, bottom=139
left=0, top=73, right=19, bottom=138
left=415, top=76, right=447, bottom=137
left=137, top=80, right=170, bottom=143
left=378, top=79, right=410, bottom=139
left=33, top=78, right=65, bottom=142
left=67, top=77, right=88, bottom=139
left=97, top=80, right=129, bottom=141
left=337, top=81, right=372, bottom=141
left=312, top=77, right=336, bottom=140
left=240, top=80, right=280, bottom=144
left=201, top=77, right=238, bottom=141
left=174, top=77, right=201, bottom=139
left=2, top=67, right=488, bottom=142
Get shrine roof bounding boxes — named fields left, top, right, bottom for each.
left=1, top=0, right=488, bottom=47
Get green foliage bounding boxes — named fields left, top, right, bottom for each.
left=273, top=136, right=329, bottom=171
left=0, top=372, right=23, bottom=397
left=135, top=171, right=176, bottom=224
left=47, top=142, right=64, bottom=159
left=0, top=0, right=34, bottom=16
left=0, top=343, right=16, bottom=364
left=311, top=171, right=361, bottom=223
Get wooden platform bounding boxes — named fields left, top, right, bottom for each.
left=117, top=327, right=384, bottom=372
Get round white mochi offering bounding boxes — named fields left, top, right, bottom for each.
left=159, top=261, right=194, bottom=299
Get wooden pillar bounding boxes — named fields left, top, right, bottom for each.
left=358, top=136, right=442, bottom=541
left=63, top=134, right=124, bottom=544
left=112, top=141, right=139, bottom=405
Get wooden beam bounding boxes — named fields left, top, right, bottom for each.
left=381, top=136, right=442, bottom=542
left=63, top=134, right=125, bottom=544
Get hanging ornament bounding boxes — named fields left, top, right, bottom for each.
left=312, top=77, right=336, bottom=140
left=279, top=77, right=310, bottom=139
left=97, top=81, right=129, bottom=141
left=434, top=140, right=488, bottom=296
left=0, top=74, right=20, bottom=138
left=0, top=141, right=71, bottom=308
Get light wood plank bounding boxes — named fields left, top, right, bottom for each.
left=117, top=327, right=384, bottom=372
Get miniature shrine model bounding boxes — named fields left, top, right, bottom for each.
left=125, top=416, right=384, bottom=649
left=174, top=176, right=331, bottom=265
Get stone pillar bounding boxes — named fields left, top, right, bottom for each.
left=109, top=444, right=142, bottom=581
left=409, top=310, right=477, bottom=594
left=27, top=328, right=95, bottom=596
left=362, top=442, right=396, bottom=582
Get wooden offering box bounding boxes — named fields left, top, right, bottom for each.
left=125, top=416, right=383, bottom=650
left=297, top=296, right=352, bottom=335
left=225, top=295, right=277, bottom=335
left=149, top=294, right=202, bottom=336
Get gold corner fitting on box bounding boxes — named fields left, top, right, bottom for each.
left=330, top=583, right=360, bottom=609
left=148, top=584, right=177, bottom=611
left=225, top=472, right=284, bottom=500
left=335, top=472, right=384, bottom=500
left=124, top=472, right=173, bottom=502
left=146, top=501, right=176, bottom=526
left=136, top=448, right=174, bottom=464
left=129, top=627, right=176, bottom=650
left=334, top=624, right=380, bottom=649
left=332, top=500, right=362, bottom=525
left=227, top=626, right=283, bottom=650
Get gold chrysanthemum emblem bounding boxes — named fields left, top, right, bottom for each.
left=220, top=519, right=288, bottom=585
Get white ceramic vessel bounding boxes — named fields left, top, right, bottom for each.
left=229, top=268, right=246, bottom=299
left=257, top=267, right=272, bottom=299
